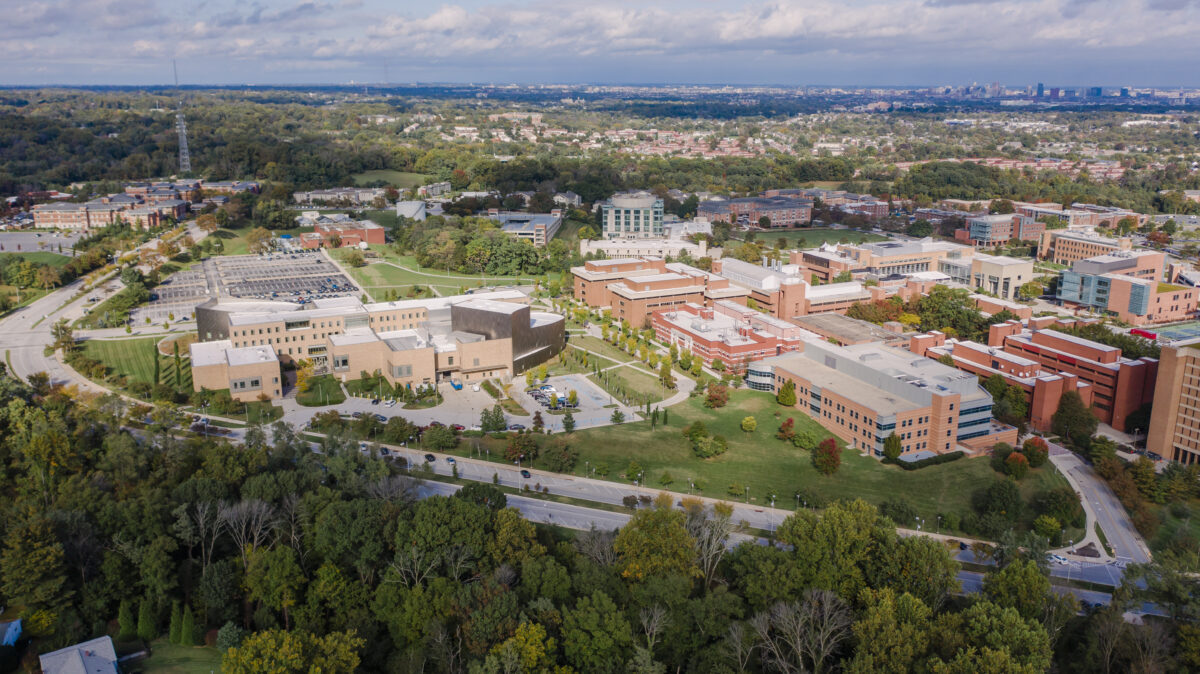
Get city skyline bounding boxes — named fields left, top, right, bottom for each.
left=6, top=0, right=1200, bottom=87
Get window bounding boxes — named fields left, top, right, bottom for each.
left=448, top=356, right=454, bottom=366
left=333, top=355, right=349, bottom=370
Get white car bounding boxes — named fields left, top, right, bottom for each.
left=1048, top=554, right=1068, bottom=565
left=472, top=384, right=481, bottom=392
left=384, top=399, right=396, bottom=407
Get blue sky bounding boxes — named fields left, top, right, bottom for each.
left=4, top=0, right=1200, bottom=86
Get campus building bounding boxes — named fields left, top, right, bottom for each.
left=485, top=209, right=564, bottom=247
left=697, top=196, right=813, bottom=227
left=191, top=291, right=563, bottom=401
left=1056, top=251, right=1196, bottom=325
left=601, top=191, right=665, bottom=239
left=577, top=237, right=712, bottom=260
left=1038, top=230, right=1133, bottom=265
left=937, top=253, right=1035, bottom=301
left=571, top=258, right=748, bottom=327
left=651, top=301, right=814, bottom=372
left=711, top=257, right=875, bottom=318
left=909, top=331, right=1092, bottom=432
left=985, top=319, right=1157, bottom=430
left=746, top=341, right=1017, bottom=456
left=292, top=187, right=387, bottom=206
left=1147, top=340, right=1200, bottom=464
left=298, top=218, right=387, bottom=249
left=960, top=213, right=1044, bottom=246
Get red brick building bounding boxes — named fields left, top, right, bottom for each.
left=651, top=301, right=810, bottom=372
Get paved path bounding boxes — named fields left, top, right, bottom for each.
left=1050, top=442, right=1152, bottom=565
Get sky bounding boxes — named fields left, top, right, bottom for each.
left=5, top=0, right=1200, bottom=87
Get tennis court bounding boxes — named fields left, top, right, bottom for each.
left=1140, top=321, right=1200, bottom=341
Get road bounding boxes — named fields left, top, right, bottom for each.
left=1050, top=443, right=1152, bottom=565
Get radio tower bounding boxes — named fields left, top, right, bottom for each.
left=173, top=61, right=191, bottom=174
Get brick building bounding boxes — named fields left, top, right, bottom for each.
left=1147, top=340, right=1200, bottom=464
left=1038, top=230, right=1133, bottom=265
left=571, top=258, right=748, bottom=327
left=961, top=213, right=1044, bottom=246
left=651, top=301, right=812, bottom=372
left=746, top=341, right=1017, bottom=456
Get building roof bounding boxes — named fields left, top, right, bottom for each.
left=226, top=344, right=280, bottom=367
left=790, top=312, right=901, bottom=344
left=39, top=637, right=118, bottom=674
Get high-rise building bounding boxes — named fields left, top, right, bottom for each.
left=600, top=191, right=664, bottom=239
left=1120, top=87, right=1131, bottom=98
left=1088, top=86, right=1103, bottom=98
left=1036, top=83, right=1045, bottom=97
left=1147, top=341, right=1200, bottom=464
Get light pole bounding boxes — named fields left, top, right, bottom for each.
left=745, top=486, right=749, bottom=504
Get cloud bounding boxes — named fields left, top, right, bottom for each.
left=5, top=0, right=1200, bottom=84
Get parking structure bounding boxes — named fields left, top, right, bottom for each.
left=130, top=251, right=360, bottom=325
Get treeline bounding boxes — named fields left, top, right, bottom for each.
left=1, top=372, right=1199, bottom=671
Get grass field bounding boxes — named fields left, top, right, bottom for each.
left=337, top=260, right=448, bottom=299
left=535, top=390, right=1070, bottom=532
left=128, top=639, right=221, bottom=674
left=737, top=228, right=888, bottom=248
left=297, top=374, right=346, bottom=406
left=83, top=336, right=192, bottom=388
left=351, top=170, right=429, bottom=188
left=0, top=251, right=74, bottom=267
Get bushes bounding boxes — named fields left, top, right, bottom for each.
left=1022, top=437, right=1049, bottom=468
left=1005, top=452, right=1030, bottom=480
left=777, top=417, right=795, bottom=442
left=883, top=450, right=965, bottom=471
left=812, top=438, right=842, bottom=475
left=704, top=383, right=728, bottom=409
left=480, top=379, right=502, bottom=399
left=740, top=416, right=757, bottom=433
left=683, top=421, right=727, bottom=458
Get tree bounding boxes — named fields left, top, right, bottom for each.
left=245, top=546, right=305, bottom=629
left=118, top=600, right=136, bottom=641
left=704, top=383, right=728, bottom=409
left=741, top=416, right=757, bottom=433
left=222, top=629, right=364, bottom=674
left=137, top=599, right=156, bottom=642
left=424, top=425, right=459, bottom=451
left=777, top=417, right=796, bottom=442
left=658, top=361, right=675, bottom=389
left=751, top=590, right=853, bottom=674
left=568, top=389, right=579, bottom=407
left=812, top=438, right=842, bottom=475
left=168, top=602, right=182, bottom=644
left=1051, top=391, right=1098, bottom=447
left=883, top=433, right=902, bottom=461
left=179, top=607, right=197, bottom=646
left=35, top=265, right=60, bottom=289
left=0, top=515, right=71, bottom=636
left=1005, top=451, right=1030, bottom=479
left=614, top=494, right=698, bottom=580
left=927, top=601, right=1051, bottom=672
left=562, top=591, right=633, bottom=673
left=343, top=249, right=365, bottom=267
left=982, top=559, right=1051, bottom=621
left=776, top=380, right=797, bottom=406
left=846, top=588, right=932, bottom=674
left=610, top=409, right=625, bottom=424
left=563, top=410, right=576, bottom=434
left=245, top=226, right=273, bottom=254
left=906, top=220, right=934, bottom=238
left=1022, top=437, right=1049, bottom=468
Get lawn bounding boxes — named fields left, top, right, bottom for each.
left=569, top=336, right=636, bottom=366
left=351, top=170, right=429, bottom=188
left=547, top=390, right=1070, bottom=532
left=335, top=259, right=446, bottom=299
left=83, top=336, right=192, bottom=389
left=127, top=639, right=221, bottom=674
left=0, top=251, right=74, bottom=267
left=593, top=364, right=667, bottom=405
left=297, top=374, right=346, bottom=406
left=737, top=228, right=888, bottom=248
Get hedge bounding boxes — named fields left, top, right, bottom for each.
left=884, top=450, right=965, bottom=471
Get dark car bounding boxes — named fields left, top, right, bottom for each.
left=351, top=411, right=364, bottom=419
left=508, top=424, right=526, bottom=431
left=451, top=424, right=465, bottom=431
left=429, top=421, right=445, bottom=428
left=424, top=454, right=436, bottom=463
left=374, top=414, right=387, bottom=423
left=371, top=398, right=380, bottom=405
left=520, top=469, right=532, bottom=479
left=445, top=457, right=456, bottom=464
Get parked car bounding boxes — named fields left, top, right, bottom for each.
left=520, top=469, right=532, bottom=479
left=472, top=383, right=481, bottom=392
left=508, top=423, right=526, bottom=431
left=446, top=457, right=456, bottom=464
left=429, top=421, right=445, bottom=428
left=371, top=398, right=380, bottom=405
left=374, top=414, right=387, bottom=423
left=384, top=399, right=396, bottom=407
left=451, top=424, right=465, bottom=431
left=379, top=447, right=391, bottom=456
left=424, top=454, right=436, bottom=463
left=351, top=411, right=364, bottom=419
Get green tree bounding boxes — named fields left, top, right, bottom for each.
left=1051, top=391, right=1098, bottom=446
left=168, top=602, right=182, bottom=644
left=613, top=494, right=698, bottom=580
left=741, top=416, right=757, bottom=432
left=137, top=599, right=156, bottom=642
left=846, top=588, right=932, bottom=674
left=0, top=515, right=72, bottom=636
left=179, top=607, right=197, bottom=646
left=982, top=559, right=1051, bottom=621
left=927, top=601, right=1051, bottom=672
left=118, top=600, right=136, bottom=641
left=245, top=546, right=305, bottom=629
left=222, top=629, right=364, bottom=674
left=562, top=591, right=633, bottom=673
left=883, top=433, right=902, bottom=461
left=563, top=410, right=576, bottom=434
left=776, top=379, right=797, bottom=406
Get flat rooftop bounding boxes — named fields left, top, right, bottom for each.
left=791, top=312, right=900, bottom=344
left=764, top=351, right=923, bottom=415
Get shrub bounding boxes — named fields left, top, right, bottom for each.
left=776, top=380, right=796, bottom=406
left=694, top=435, right=728, bottom=459
left=216, top=621, right=246, bottom=652
left=883, top=450, right=965, bottom=471
left=777, top=417, right=795, bottom=441
left=1004, top=451, right=1030, bottom=479
left=704, top=383, right=728, bottom=409
left=740, top=416, right=757, bottom=432
left=990, top=442, right=1015, bottom=473
left=1033, top=514, right=1060, bottom=540
left=1022, top=437, right=1050, bottom=468
left=880, top=498, right=918, bottom=525
left=812, top=438, right=842, bottom=475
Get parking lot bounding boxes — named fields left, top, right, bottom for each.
left=210, top=252, right=358, bottom=302
left=0, top=230, right=83, bottom=254
left=132, top=269, right=211, bottom=324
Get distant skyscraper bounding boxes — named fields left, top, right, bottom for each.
left=1087, top=86, right=1103, bottom=98
left=1121, top=87, right=1131, bottom=98
left=1050, top=87, right=1060, bottom=99
left=1036, top=82, right=1045, bottom=97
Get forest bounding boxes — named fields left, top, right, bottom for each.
left=0, top=367, right=1197, bottom=673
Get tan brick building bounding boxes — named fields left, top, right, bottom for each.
left=1147, top=341, right=1200, bottom=464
